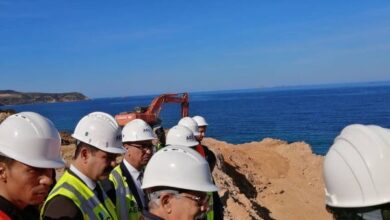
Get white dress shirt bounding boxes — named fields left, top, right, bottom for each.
left=70, top=164, right=96, bottom=190
left=123, top=159, right=146, bottom=207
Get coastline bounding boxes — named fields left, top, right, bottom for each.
left=0, top=90, right=88, bottom=106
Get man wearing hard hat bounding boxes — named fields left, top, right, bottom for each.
left=41, top=112, right=126, bottom=220
left=191, top=116, right=217, bottom=172
left=0, top=112, right=65, bottom=220
left=176, top=116, right=223, bottom=220
left=141, top=145, right=218, bottom=220
left=103, top=119, right=156, bottom=220
left=324, top=124, right=390, bottom=219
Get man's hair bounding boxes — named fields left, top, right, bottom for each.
left=73, top=141, right=99, bottom=159
left=0, top=154, right=14, bottom=166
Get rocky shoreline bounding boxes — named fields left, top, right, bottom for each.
left=0, top=90, right=88, bottom=105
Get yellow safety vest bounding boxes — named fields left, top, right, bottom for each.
left=155, top=143, right=164, bottom=151
left=207, top=192, right=214, bottom=220
left=41, top=171, right=118, bottom=220
left=109, top=165, right=141, bottom=220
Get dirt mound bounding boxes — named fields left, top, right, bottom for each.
left=60, top=131, right=77, bottom=145
left=0, top=109, right=16, bottom=123
left=203, top=138, right=332, bottom=220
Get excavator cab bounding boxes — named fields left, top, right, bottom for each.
left=134, top=106, right=148, bottom=113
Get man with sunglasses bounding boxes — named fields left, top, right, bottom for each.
left=141, top=145, right=218, bottom=220
left=41, top=112, right=126, bottom=220
left=104, top=119, right=156, bottom=220
left=324, top=124, right=390, bottom=220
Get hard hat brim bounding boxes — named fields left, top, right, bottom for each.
left=142, top=182, right=219, bottom=192
left=0, top=146, right=66, bottom=168
left=72, top=133, right=126, bottom=154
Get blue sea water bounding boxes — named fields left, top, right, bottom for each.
left=2, top=85, right=390, bottom=155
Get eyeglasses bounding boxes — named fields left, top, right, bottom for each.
left=126, top=143, right=154, bottom=151
left=149, top=189, right=210, bottom=207
left=176, top=193, right=210, bottom=207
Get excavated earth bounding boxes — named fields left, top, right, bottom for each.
left=202, top=138, right=332, bottom=220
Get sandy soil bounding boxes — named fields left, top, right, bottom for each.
left=203, top=138, right=332, bottom=220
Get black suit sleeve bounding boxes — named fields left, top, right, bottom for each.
left=41, top=195, right=83, bottom=220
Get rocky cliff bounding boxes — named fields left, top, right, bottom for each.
left=203, top=138, right=332, bottom=220
left=0, top=90, right=88, bottom=105
left=0, top=109, right=16, bottom=123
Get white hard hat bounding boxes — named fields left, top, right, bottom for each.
left=324, top=124, right=390, bottom=208
left=122, top=119, right=157, bottom=142
left=0, top=112, right=65, bottom=168
left=178, top=117, right=200, bottom=136
left=193, top=115, right=208, bottom=127
left=72, top=112, right=126, bottom=154
left=142, top=145, right=218, bottom=192
left=166, top=125, right=198, bottom=147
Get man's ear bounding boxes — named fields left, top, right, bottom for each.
left=0, top=163, right=8, bottom=182
left=80, top=147, right=90, bottom=163
left=160, top=194, right=173, bottom=214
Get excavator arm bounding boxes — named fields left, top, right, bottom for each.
left=115, top=93, right=189, bottom=126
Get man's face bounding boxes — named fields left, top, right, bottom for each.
left=87, top=149, right=118, bottom=181
left=124, top=140, right=153, bottom=170
left=197, top=126, right=207, bottom=142
left=0, top=160, right=53, bottom=209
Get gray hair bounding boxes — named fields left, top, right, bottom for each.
left=147, top=189, right=180, bottom=209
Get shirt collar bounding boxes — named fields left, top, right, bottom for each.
left=123, top=159, right=141, bottom=180
left=70, top=164, right=96, bottom=190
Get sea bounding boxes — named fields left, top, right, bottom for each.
left=2, top=83, right=390, bottom=155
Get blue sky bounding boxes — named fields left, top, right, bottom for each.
left=1, top=1, right=390, bottom=98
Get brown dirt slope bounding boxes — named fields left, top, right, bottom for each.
left=0, top=110, right=15, bottom=123
left=203, top=137, right=332, bottom=220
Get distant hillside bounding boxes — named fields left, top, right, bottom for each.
left=0, top=90, right=88, bottom=105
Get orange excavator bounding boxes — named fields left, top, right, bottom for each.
left=115, top=93, right=189, bottom=147
left=115, top=92, right=189, bottom=126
